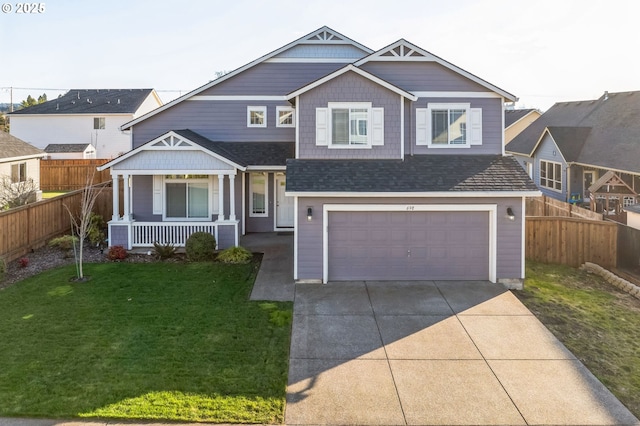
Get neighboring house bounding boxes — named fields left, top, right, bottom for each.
left=0, top=131, right=47, bottom=204
left=504, top=108, right=541, bottom=144
left=9, top=89, right=162, bottom=159
left=625, top=204, right=640, bottom=230
left=99, top=27, right=539, bottom=286
left=44, top=143, right=96, bottom=160
left=507, top=91, right=640, bottom=217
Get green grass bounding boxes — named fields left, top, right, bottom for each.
left=0, top=261, right=292, bottom=423
left=516, top=262, right=640, bottom=417
left=41, top=191, right=69, bottom=199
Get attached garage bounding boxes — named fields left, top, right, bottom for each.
left=323, top=205, right=496, bottom=282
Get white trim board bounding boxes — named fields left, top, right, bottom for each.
left=286, top=190, right=542, bottom=198
left=321, top=203, right=497, bottom=284
left=412, top=91, right=502, bottom=99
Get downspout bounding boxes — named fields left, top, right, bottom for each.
left=566, top=164, right=571, bottom=203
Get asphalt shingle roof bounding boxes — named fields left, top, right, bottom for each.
left=9, top=89, right=155, bottom=115
left=0, top=131, right=45, bottom=160
left=505, top=109, right=537, bottom=128
left=507, top=91, right=640, bottom=173
left=173, top=129, right=294, bottom=167
left=44, top=143, right=92, bottom=153
left=286, top=155, right=538, bottom=193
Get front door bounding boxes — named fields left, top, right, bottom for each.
left=583, top=171, right=595, bottom=199
left=276, top=175, right=294, bottom=228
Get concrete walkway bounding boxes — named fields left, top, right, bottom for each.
left=286, top=280, right=639, bottom=426
left=241, top=232, right=295, bottom=301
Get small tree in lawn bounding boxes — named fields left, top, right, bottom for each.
left=64, top=173, right=105, bottom=280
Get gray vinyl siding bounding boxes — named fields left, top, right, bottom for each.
left=132, top=101, right=295, bottom=147
left=298, top=71, right=402, bottom=159
left=109, top=224, right=129, bottom=247
left=408, top=97, right=503, bottom=155
left=273, top=44, right=368, bottom=60
left=533, top=134, right=568, bottom=201
left=132, top=175, right=160, bottom=222
left=217, top=224, right=237, bottom=249
left=200, top=63, right=347, bottom=96
left=360, top=62, right=490, bottom=92
left=296, top=196, right=524, bottom=281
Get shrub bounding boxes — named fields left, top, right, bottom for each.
left=87, top=213, right=106, bottom=246
left=153, top=241, right=177, bottom=260
left=107, top=245, right=128, bottom=261
left=0, top=257, right=5, bottom=280
left=18, top=258, right=29, bottom=268
left=217, top=246, right=252, bottom=264
left=49, top=235, right=79, bottom=252
left=185, top=232, right=216, bottom=262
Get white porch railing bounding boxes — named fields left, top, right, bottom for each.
left=131, top=222, right=218, bottom=247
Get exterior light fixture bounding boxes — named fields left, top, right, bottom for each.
left=507, top=207, right=515, bottom=221
left=307, top=207, right=313, bottom=221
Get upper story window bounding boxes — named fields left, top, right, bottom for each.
left=276, top=106, right=295, bottom=128
left=247, top=106, right=267, bottom=128
left=315, top=102, right=384, bottom=148
left=93, top=117, right=105, bottom=130
left=11, top=162, right=26, bottom=183
left=539, top=160, right=562, bottom=192
left=416, top=103, right=482, bottom=148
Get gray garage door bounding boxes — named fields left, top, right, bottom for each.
left=328, top=211, right=489, bottom=281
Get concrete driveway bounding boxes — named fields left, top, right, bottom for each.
left=286, top=280, right=639, bottom=426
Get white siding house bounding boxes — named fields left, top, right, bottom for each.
left=9, top=89, right=162, bottom=159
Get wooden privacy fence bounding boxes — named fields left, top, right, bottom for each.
left=526, top=195, right=602, bottom=220
left=525, top=217, right=618, bottom=268
left=0, top=184, right=118, bottom=263
left=40, top=159, right=111, bottom=191
left=617, top=222, right=640, bottom=270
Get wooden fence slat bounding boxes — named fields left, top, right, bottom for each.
left=0, top=184, right=121, bottom=263
left=40, top=159, right=111, bottom=191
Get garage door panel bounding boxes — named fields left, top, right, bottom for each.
left=328, top=210, right=489, bottom=281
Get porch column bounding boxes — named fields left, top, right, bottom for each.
left=229, top=174, right=236, bottom=221
left=123, top=173, right=131, bottom=221
left=218, top=174, right=225, bottom=221
left=112, top=174, right=120, bottom=221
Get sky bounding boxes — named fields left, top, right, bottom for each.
left=1, top=0, right=639, bottom=112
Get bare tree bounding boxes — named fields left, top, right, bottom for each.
left=0, top=175, right=39, bottom=209
left=64, top=174, right=105, bottom=280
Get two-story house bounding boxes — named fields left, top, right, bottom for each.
left=9, top=89, right=162, bottom=159
left=99, top=27, right=539, bottom=287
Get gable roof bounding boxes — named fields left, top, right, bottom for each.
left=505, top=109, right=538, bottom=128
left=121, top=26, right=373, bottom=131
left=98, top=129, right=294, bottom=171
left=354, top=39, right=517, bottom=101
left=507, top=91, right=640, bottom=174
left=44, top=143, right=92, bottom=153
left=9, top=89, right=158, bottom=115
left=0, top=131, right=46, bottom=161
left=286, top=155, right=539, bottom=194
left=286, top=64, right=417, bottom=101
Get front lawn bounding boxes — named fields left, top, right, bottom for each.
left=0, top=261, right=292, bottom=423
left=516, top=262, right=640, bottom=417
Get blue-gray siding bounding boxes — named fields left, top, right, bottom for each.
left=132, top=175, right=159, bottom=222
left=532, top=134, right=568, bottom=201
left=296, top=196, right=524, bottom=281
left=217, top=224, right=237, bottom=249
left=200, top=63, right=347, bottom=96
left=132, top=101, right=295, bottom=148
left=298, top=71, right=402, bottom=159
left=109, top=224, right=129, bottom=247
left=408, top=97, right=503, bottom=155
left=360, top=61, right=491, bottom=92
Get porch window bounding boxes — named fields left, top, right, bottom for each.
left=165, top=175, right=210, bottom=220
left=11, top=162, right=26, bottom=183
left=250, top=173, right=268, bottom=217
left=539, top=160, right=562, bottom=191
